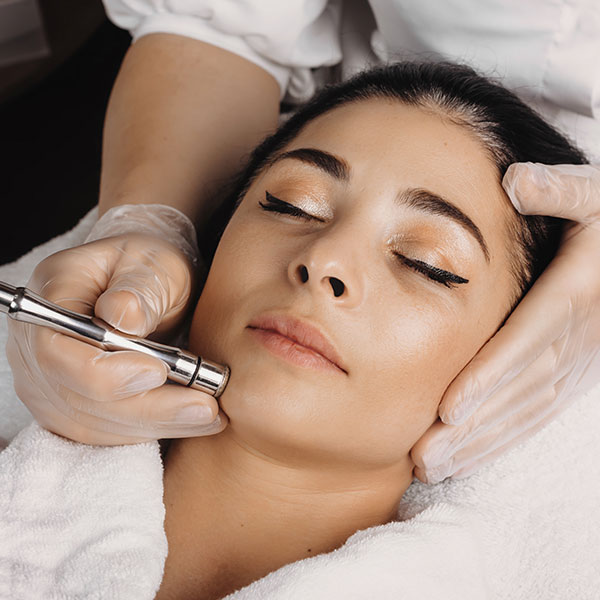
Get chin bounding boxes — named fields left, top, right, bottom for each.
left=216, top=359, right=332, bottom=451
left=218, top=358, right=306, bottom=420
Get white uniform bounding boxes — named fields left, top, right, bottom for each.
left=103, top=0, right=600, bottom=160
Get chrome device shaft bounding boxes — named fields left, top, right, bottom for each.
left=0, top=280, right=229, bottom=397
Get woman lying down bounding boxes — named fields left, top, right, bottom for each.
left=0, top=62, right=588, bottom=599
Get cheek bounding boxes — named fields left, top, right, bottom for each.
left=346, top=289, right=505, bottom=461
left=188, top=216, right=264, bottom=357
left=337, top=306, right=466, bottom=459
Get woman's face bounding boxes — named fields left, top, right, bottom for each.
left=190, top=99, right=518, bottom=469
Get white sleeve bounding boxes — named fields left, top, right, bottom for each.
left=102, top=0, right=343, bottom=101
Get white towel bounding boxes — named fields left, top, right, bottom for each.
left=0, top=422, right=167, bottom=600
left=1, top=209, right=599, bottom=599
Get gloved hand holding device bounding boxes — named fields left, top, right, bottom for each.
left=6, top=204, right=228, bottom=445
left=412, top=163, right=600, bottom=483
left=4, top=34, right=279, bottom=446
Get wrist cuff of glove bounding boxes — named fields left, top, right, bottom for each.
left=85, top=204, right=200, bottom=266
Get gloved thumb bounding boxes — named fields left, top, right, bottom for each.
left=96, top=288, right=153, bottom=336
left=502, top=162, right=600, bottom=221
left=94, top=241, right=194, bottom=337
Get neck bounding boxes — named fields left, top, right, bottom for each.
left=156, top=426, right=413, bottom=600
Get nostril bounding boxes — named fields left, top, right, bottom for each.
left=299, top=265, right=309, bottom=283
left=329, top=277, right=345, bottom=297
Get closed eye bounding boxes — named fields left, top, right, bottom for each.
left=261, top=191, right=468, bottom=289
left=259, top=191, right=325, bottom=221
left=394, top=253, right=469, bottom=288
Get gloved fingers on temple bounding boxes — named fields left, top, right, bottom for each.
left=438, top=274, right=570, bottom=425
left=33, top=330, right=169, bottom=401
left=94, top=237, right=194, bottom=337
left=502, top=163, right=600, bottom=219
left=414, top=388, right=568, bottom=484
left=412, top=346, right=558, bottom=470
left=32, top=381, right=227, bottom=445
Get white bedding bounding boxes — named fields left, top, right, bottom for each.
left=1, top=208, right=599, bottom=599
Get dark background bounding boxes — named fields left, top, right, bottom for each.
left=1, top=1, right=130, bottom=265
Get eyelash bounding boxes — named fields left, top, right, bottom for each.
left=393, top=255, right=468, bottom=288
left=259, top=191, right=469, bottom=289
left=259, top=191, right=323, bottom=221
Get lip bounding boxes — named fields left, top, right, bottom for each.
left=247, top=313, right=347, bottom=374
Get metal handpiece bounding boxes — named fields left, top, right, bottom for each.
left=0, top=281, right=229, bottom=397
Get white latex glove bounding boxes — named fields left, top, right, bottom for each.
left=411, top=163, right=600, bottom=483
left=6, top=204, right=227, bottom=445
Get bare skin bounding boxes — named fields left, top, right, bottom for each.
left=155, top=100, right=521, bottom=599
left=99, top=34, right=280, bottom=223
left=159, top=431, right=411, bottom=599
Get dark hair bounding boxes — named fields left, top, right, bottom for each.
left=204, top=62, right=587, bottom=304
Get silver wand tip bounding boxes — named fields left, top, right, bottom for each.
left=193, top=360, right=230, bottom=397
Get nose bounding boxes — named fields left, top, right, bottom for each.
left=287, top=237, right=363, bottom=307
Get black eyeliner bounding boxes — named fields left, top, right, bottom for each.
left=397, top=255, right=469, bottom=288
left=259, top=191, right=324, bottom=221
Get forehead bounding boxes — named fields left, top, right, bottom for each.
left=282, top=99, right=515, bottom=259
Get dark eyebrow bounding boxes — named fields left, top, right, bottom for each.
left=399, top=188, right=490, bottom=262
left=269, top=148, right=350, bottom=182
